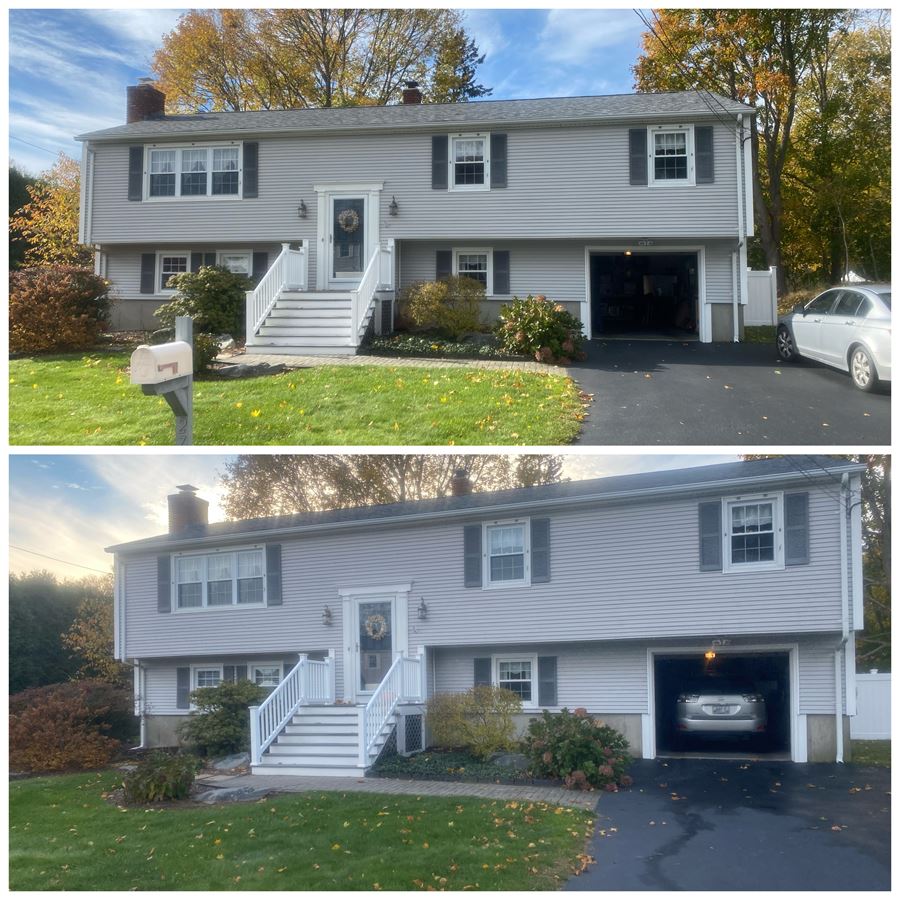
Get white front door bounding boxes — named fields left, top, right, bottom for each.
left=328, top=195, right=367, bottom=287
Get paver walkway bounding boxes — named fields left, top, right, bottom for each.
left=220, top=350, right=561, bottom=375
left=197, top=772, right=597, bottom=809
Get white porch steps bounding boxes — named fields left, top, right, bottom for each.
left=251, top=704, right=395, bottom=777
left=249, top=291, right=372, bottom=357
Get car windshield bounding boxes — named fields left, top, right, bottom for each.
left=876, top=291, right=891, bottom=309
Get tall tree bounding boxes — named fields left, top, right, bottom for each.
left=221, top=454, right=565, bottom=519
left=153, top=9, right=490, bottom=112
left=633, top=9, right=855, bottom=293
left=9, top=163, right=33, bottom=269
left=9, top=153, right=92, bottom=268
left=427, top=25, right=492, bottom=103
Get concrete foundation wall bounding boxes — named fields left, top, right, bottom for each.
left=806, top=714, right=853, bottom=762
left=144, top=714, right=189, bottom=747
left=109, top=298, right=165, bottom=331
left=710, top=302, right=745, bottom=342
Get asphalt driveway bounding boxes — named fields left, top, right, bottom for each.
left=570, top=340, right=890, bottom=445
left=566, top=758, right=891, bottom=891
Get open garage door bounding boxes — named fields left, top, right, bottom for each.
left=590, top=251, right=699, bottom=339
left=653, top=651, right=791, bottom=759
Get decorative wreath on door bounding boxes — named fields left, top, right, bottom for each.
left=364, top=613, right=389, bottom=641
left=337, top=208, right=360, bottom=233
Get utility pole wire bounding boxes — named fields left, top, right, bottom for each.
left=9, top=544, right=111, bottom=575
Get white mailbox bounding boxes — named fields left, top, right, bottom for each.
left=130, top=341, right=193, bottom=385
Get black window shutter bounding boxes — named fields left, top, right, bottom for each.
left=190, top=252, right=203, bottom=273
left=490, top=133, right=507, bottom=188
left=530, top=517, right=550, bottom=583
left=176, top=667, right=191, bottom=709
left=436, top=249, right=453, bottom=281
left=432, top=135, right=448, bottom=189
left=699, top=501, right=723, bottom=571
left=784, top=492, right=810, bottom=566
left=493, top=250, right=510, bottom=295
left=252, top=251, right=269, bottom=284
left=140, top=253, right=156, bottom=294
left=464, top=524, right=482, bottom=588
left=204, top=252, right=217, bottom=266
left=266, top=544, right=283, bottom=605
left=537, top=656, right=557, bottom=707
left=695, top=125, right=715, bottom=183
left=128, top=146, right=144, bottom=201
left=223, top=665, right=236, bottom=683
left=473, top=657, right=492, bottom=686
left=242, top=142, right=258, bottom=198
left=157, top=555, right=171, bottom=612
left=629, top=128, right=648, bottom=185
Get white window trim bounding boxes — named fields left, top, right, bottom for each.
left=248, top=660, right=283, bottom=688
left=216, top=249, right=253, bottom=276
left=482, top=517, right=531, bottom=589
left=453, top=247, right=494, bottom=296
left=492, top=654, right=539, bottom=709
left=648, top=124, right=695, bottom=187
left=189, top=663, right=224, bottom=709
left=144, top=141, right=243, bottom=201
left=722, top=491, right=785, bottom=574
left=448, top=132, right=491, bottom=192
left=156, top=251, right=189, bottom=295
left=172, top=545, right=267, bottom=611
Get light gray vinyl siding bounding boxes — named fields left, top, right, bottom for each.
left=122, top=483, right=844, bottom=661
left=88, top=120, right=739, bottom=245
left=797, top=640, right=841, bottom=714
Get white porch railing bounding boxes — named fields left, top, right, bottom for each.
left=349, top=239, right=395, bottom=346
left=359, top=653, right=423, bottom=766
left=245, top=241, right=308, bottom=341
left=249, top=651, right=335, bottom=765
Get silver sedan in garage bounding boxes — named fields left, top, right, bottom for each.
left=776, top=283, right=891, bottom=391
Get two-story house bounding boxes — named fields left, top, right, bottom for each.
left=77, top=81, right=755, bottom=352
left=107, top=457, right=864, bottom=773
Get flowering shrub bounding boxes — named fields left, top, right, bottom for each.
left=523, top=708, right=632, bottom=790
left=123, top=752, right=200, bottom=803
left=495, top=294, right=585, bottom=364
left=400, top=276, right=485, bottom=340
left=427, top=686, right=522, bottom=760
left=10, top=266, right=110, bottom=353
left=155, top=266, right=249, bottom=338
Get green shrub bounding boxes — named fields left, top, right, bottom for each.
left=779, top=287, right=825, bottom=317
left=400, top=276, right=485, bottom=340
left=155, top=266, right=250, bottom=338
left=123, top=751, right=200, bottom=803
left=10, top=266, right=110, bottom=353
left=427, top=685, right=522, bottom=760
left=9, top=679, right=134, bottom=773
left=193, top=332, right=222, bottom=373
left=495, top=294, right=585, bottom=364
left=177, top=680, right=265, bottom=756
left=524, top=708, right=632, bottom=790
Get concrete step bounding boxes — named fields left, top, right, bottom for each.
left=248, top=344, right=358, bottom=357
left=252, top=762, right=364, bottom=777
left=257, top=325, right=352, bottom=338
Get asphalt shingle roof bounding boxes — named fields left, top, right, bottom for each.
left=78, top=91, right=753, bottom=141
left=107, top=456, right=863, bottom=554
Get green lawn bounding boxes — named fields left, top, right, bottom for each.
left=743, top=325, right=777, bottom=344
left=851, top=739, right=890, bottom=767
left=9, top=352, right=585, bottom=446
left=9, top=771, right=594, bottom=890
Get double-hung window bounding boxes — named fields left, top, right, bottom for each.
left=217, top=251, right=252, bottom=276
left=250, top=662, right=282, bottom=688
left=194, top=666, right=223, bottom=689
left=723, top=494, right=784, bottom=572
left=450, top=134, right=490, bottom=191
left=158, top=253, right=188, bottom=292
left=174, top=548, right=266, bottom=609
left=650, top=127, right=693, bottom=185
left=484, top=519, right=530, bottom=587
left=453, top=248, right=492, bottom=293
left=146, top=144, right=241, bottom=199
left=495, top=657, right=537, bottom=707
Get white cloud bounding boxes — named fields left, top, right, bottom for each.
left=462, top=9, right=510, bottom=61
left=536, top=9, right=643, bottom=69
left=78, top=9, right=185, bottom=60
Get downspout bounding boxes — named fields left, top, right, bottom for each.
left=133, top=661, right=146, bottom=750
left=732, top=115, right=744, bottom=342
left=835, top=472, right=851, bottom=763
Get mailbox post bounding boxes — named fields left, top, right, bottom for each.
left=130, top=316, right=194, bottom=445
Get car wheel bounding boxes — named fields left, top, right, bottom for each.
left=776, top=325, right=798, bottom=361
left=849, top=345, right=879, bottom=392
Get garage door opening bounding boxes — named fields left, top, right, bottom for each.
left=654, top=651, right=791, bottom=758
left=590, top=252, right=699, bottom=340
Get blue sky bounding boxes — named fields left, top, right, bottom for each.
left=9, top=454, right=737, bottom=579
left=8, top=7, right=648, bottom=175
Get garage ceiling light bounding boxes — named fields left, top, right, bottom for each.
left=624, top=250, right=632, bottom=256
left=704, top=650, right=716, bottom=660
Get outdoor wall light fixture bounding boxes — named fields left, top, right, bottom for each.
left=298, top=199, right=308, bottom=218
left=389, top=196, right=399, bottom=216
left=704, top=650, right=716, bottom=660
left=322, top=604, right=333, bottom=625
left=417, top=597, right=428, bottom=620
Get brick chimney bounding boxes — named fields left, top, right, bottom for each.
left=127, top=78, right=166, bottom=123
left=168, top=485, right=209, bottom=534
left=401, top=80, right=423, bottom=105
left=450, top=469, right=473, bottom=496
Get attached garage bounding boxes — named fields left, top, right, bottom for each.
left=650, top=647, right=795, bottom=760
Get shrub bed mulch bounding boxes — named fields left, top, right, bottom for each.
left=361, top=332, right=530, bottom=362
left=369, top=749, right=561, bottom=787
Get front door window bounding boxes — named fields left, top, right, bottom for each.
left=332, top=197, right=365, bottom=280
left=358, top=600, right=392, bottom=691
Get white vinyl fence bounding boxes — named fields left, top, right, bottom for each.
left=745, top=267, right=778, bottom=326
left=852, top=672, right=891, bottom=739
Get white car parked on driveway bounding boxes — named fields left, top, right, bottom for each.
left=776, top=283, right=891, bottom=391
